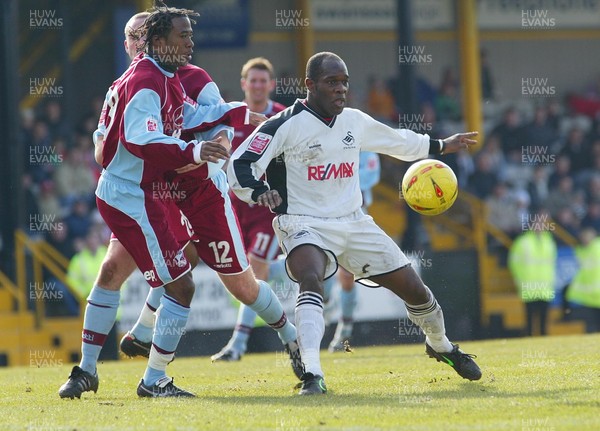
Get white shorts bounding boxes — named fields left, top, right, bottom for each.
left=273, top=210, right=410, bottom=286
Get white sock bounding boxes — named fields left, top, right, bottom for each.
left=404, top=286, right=453, bottom=353
left=295, top=291, right=325, bottom=377
left=130, top=302, right=157, bottom=342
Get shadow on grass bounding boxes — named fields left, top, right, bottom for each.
left=161, top=383, right=584, bottom=408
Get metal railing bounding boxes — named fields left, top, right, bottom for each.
left=13, top=230, right=84, bottom=328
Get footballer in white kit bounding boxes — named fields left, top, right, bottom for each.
left=229, top=98, right=430, bottom=284
left=229, top=51, right=482, bottom=395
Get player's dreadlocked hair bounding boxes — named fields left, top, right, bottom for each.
left=137, top=1, right=199, bottom=53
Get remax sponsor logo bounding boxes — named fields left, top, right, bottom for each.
left=307, top=162, right=354, bottom=181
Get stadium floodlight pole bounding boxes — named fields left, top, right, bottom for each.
left=457, top=0, right=484, bottom=149
left=295, top=0, right=314, bottom=81
left=396, top=0, right=421, bottom=251
left=396, top=0, right=418, bottom=116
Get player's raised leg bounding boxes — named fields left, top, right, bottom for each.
left=286, top=244, right=329, bottom=395
left=58, top=239, right=137, bottom=399
left=369, top=266, right=481, bottom=381
left=170, top=171, right=303, bottom=378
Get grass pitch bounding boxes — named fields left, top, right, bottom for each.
left=1, top=334, right=598, bottom=431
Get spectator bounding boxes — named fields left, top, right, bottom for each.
left=435, top=78, right=462, bottom=121
left=571, top=189, right=588, bottom=222
left=545, top=100, right=562, bottom=133
left=416, top=75, right=437, bottom=107
left=27, top=120, right=55, bottom=184
left=521, top=106, right=559, bottom=153
left=64, top=198, right=92, bottom=242
left=565, top=228, right=600, bottom=332
left=74, top=132, right=102, bottom=180
left=481, top=134, right=507, bottom=178
left=548, top=155, right=572, bottom=189
left=366, top=75, right=396, bottom=123
left=37, top=180, right=64, bottom=220
left=586, top=174, right=600, bottom=203
left=468, top=152, right=499, bottom=199
left=545, top=176, right=576, bottom=218
left=43, top=100, right=68, bottom=141
left=53, top=146, right=96, bottom=207
left=527, top=166, right=550, bottom=210
left=486, top=182, right=522, bottom=237
left=554, top=206, right=581, bottom=243
left=581, top=201, right=600, bottom=233
left=508, top=211, right=557, bottom=336
left=559, top=126, right=590, bottom=173
left=490, top=107, right=525, bottom=162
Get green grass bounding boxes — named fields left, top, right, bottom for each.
left=1, top=334, right=599, bottom=431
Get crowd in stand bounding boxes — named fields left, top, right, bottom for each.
left=22, top=99, right=108, bottom=260
left=365, top=68, right=600, bottom=246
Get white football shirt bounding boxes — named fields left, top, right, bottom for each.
left=228, top=100, right=430, bottom=218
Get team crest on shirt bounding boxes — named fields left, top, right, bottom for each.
left=146, top=117, right=158, bottom=132
left=247, top=132, right=272, bottom=154
left=342, top=131, right=355, bottom=148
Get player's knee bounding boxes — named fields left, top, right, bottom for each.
left=222, top=273, right=258, bottom=304
left=400, top=273, right=429, bottom=304
left=298, top=272, right=324, bottom=296
left=96, top=258, right=122, bottom=291
left=165, top=273, right=195, bottom=306
left=235, top=283, right=258, bottom=305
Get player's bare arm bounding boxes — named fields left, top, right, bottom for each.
left=440, top=131, right=478, bottom=154
left=94, top=135, right=104, bottom=165
left=257, top=190, right=282, bottom=209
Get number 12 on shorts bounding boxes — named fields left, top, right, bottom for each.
left=208, top=241, right=233, bottom=264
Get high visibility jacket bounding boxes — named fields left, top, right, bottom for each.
left=567, top=238, right=600, bottom=308
left=508, top=231, right=556, bottom=302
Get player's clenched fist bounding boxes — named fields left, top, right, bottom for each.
left=257, top=190, right=282, bottom=209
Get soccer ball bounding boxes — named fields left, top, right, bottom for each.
left=401, top=159, right=458, bottom=215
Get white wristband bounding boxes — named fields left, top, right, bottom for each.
left=439, top=139, right=445, bottom=155
left=192, top=140, right=204, bottom=164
